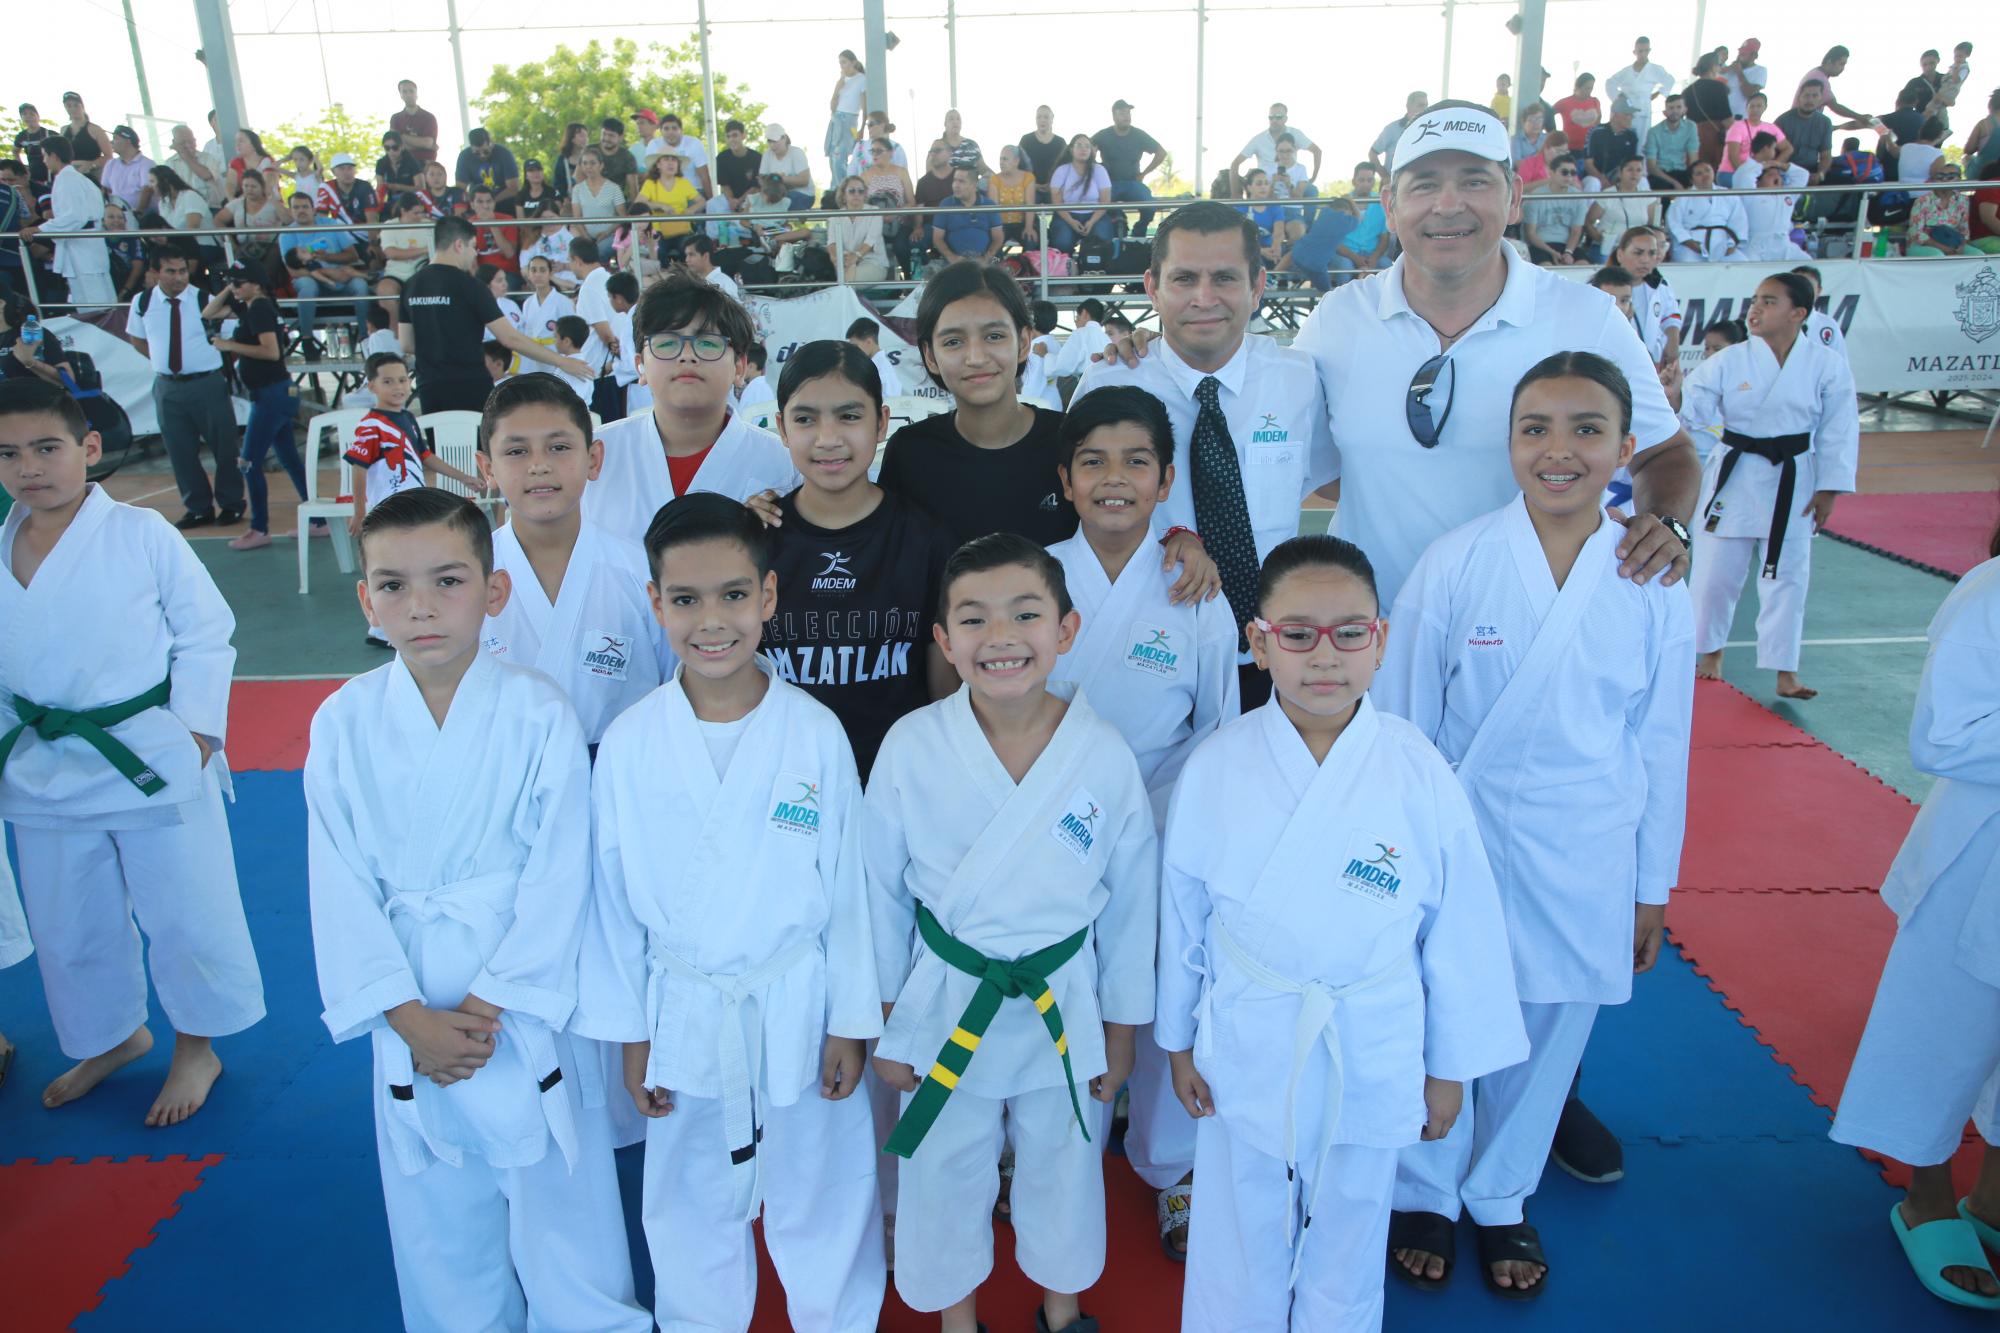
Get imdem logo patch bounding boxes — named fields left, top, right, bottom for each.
left=1125, top=623, right=1181, bottom=678
left=769, top=774, right=822, bottom=837
left=1338, top=839, right=1405, bottom=905
left=1050, top=787, right=1103, bottom=864
left=581, top=631, right=632, bottom=680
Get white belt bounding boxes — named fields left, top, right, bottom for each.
left=647, top=933, right=819, bottom=1221
left=377, top=872, right=579, bottom=1178
left=1206, top=913, right=1412, bottom=1287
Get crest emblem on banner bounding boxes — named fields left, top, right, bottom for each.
left=1954, top=267, right=2000, bottom=345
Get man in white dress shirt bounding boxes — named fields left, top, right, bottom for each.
left=127, top=248, right=244, bottom=528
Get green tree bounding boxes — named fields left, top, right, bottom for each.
left=270, top=103, right=390, bottom=168
left=476, top=36, right=766, bottom=163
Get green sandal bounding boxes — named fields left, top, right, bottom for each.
left=1958, top=1199, right=2000, bottom=1254
left=1892, top=1203, right=2000, bottom=1310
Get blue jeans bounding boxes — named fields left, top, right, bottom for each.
left=1109, top=180, right=1156, bottom=235
left=293, top=273, right=369, bottom=337
left=239, top=379, right=309, bottom=534
left=1049, top=214, right=1116, bottom=252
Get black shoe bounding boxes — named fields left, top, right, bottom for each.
left=216, top=508, right=244, bottom=526
left=175, top=511, right=216, bottom=530
left=1550, top=1097, right=1624, bottom=1183
left=363, top=633, right=394, bottom=650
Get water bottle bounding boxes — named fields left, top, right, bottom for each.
left=20, top=315, right=41, bottom=348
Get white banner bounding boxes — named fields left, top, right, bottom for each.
left=45, top=315, right=163, bottom=436
left=740, top=283, right=950, bottom=401
left=1563, top=258, right=2000, bottom=394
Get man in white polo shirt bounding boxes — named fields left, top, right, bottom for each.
left=127, top=246, right=244, bottom=528
left=1231, top=103, right=1323, bottom=188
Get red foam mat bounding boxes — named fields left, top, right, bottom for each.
left=227, top=679, right=345, bottom=772
left=1690, top=679, right=1819, bottom=749
left=1678, top=742, right=1916, bottom=889
left=0, top=1154, right=220, bottom=1328
left=1822, top=489, right=2000, bottom=577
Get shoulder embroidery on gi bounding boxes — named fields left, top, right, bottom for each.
left=1336, top=833, right=1408, bottom=907
left=1466, top=622, right=1505, bottom=649
left=580, top=629, right=632, bottom=680
left=1124, top=622, right=1182, bottom=678
left=769, top=771, right=822, bottom=838
left=1050, top=786, right=1103, bottom=865
left=482, top=633, right=508, bottom=657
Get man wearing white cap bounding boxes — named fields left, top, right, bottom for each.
left=324, top=153, right=379, bottom=226
left=759, top=125, right=814, bottom=210
left=1298, top=100, right=1699, bottom=1299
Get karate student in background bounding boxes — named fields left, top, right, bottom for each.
left=867, top=533, right=1158, bottom=1333
left=347, top=351, right=484, bottom=537
left=762, top=340, right=958, bottom=779
left=1831, top=504, right=2000, bottom=1311
left=1376, top=352, right=1693, bottom=1300
left=584, top=276, right=798, bottom=546
left=1790, top=264, right=1850, bottom=362
left=547, top=317, right=602, bottom=404
left=580, top=493, right=886, bottom=1332
left=306, top=489, right=646, bottom=1333
left=476, top=372, right=671, bottom=750
left=1610, top=226, right=1681, bottom=369
left=1685, top=273, right=1858, bottom=701
left=1045, top=384, right=1239, bottom=1260
left=604, top=271, right=642, bottom=420
left=0, top=380, right=263, bottom=1125
left=1021, top=301, right=1064, bottom=411
left=846, top=316, right=908, bottom=400
left=517, top=254, right=574, bottom=353
left=736, top=344, right=778, bottom=419
left=1159, top=534, right=1527, bottom=1331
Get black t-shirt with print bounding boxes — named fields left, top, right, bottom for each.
left=400, top=262, right=502, bottom=378
left=762, top=488, right=953, bottom=780
left=876, top=406, right=1078, bottom=548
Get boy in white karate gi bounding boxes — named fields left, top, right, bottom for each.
left=1686, top=272, right=1859, bottom=701
left=1377, top=352, right=1693, bottom=1299
left=1831, top=517, right=2000, bottom=1312
left=579, top=493, right=886, bottom=1332
left=583, top=276, right=799, bottom=546
left=1159, top=534, right=1528, bottom=1332
left=1046, top=385, right=1239, bottom=1259
left=0, top=378, right=264, bottom=1126
left=868, top=533, right=1159, bottom=1333
left=306, top=488, right=647, bottom=1333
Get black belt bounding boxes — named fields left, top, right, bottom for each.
left=1705, top=428, right=1812, bottom=577
left=160, top=368, right=218, bottom=382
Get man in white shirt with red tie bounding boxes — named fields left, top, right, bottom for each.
left=127, top=246, right=244, bottom=529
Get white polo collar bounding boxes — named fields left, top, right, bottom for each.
left=1371, top=241, right=1541, bottom=339
left=1157, top=332, right=1252, bottom=402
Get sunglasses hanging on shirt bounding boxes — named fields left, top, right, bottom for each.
left=1405, top=352, right=1455, bottom=449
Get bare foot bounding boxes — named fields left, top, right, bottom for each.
left=1490, top=1257, right=1547, bottom=1291
left=1906, top=1164, right=2000, bottom=1297
left=44, top=1024, right=154, bottom=1109
left=146, top=1033, right=223, bottom=1127
left=1393, top=1246, right=1449, bottom=1282
left=1776, top=671, right=1818, bottom=700
left=1695, top=650, right=1723, bottom=680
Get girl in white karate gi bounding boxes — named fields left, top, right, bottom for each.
left=1610, top=226, right=1682, bottom=368
left=1377, top=352, right=1693, bottom=1301
left=1831, top=503, right=2000, bottom=1312
left=1686, top=272, right=1859, bottom=701
left=1158, top=535, right=1529, bottom=1332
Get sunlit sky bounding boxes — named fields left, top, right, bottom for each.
left=16, top=1, right=1990, bottom=188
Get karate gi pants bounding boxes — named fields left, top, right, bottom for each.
left=1126, top=1022, right=1198, bottom=1191
left=1831, top=831, right=2000, bottom=1167
left=375, top=1097, right=648, bottom=1333
left=866, top=1051, right=902, bottom=1219
left=1690, top=521, right=1813, bottom=671
left=65, top=271, right=116, bottom=307
left=1182, top=1116, right=1397, bottom=1333
left=1393, top=1001, right=1598, bottom=1226
left=13, top=769, right=264, bottom=1059
left=643, top=1082, right=885, bottom=1333
left=894, top=1083, right=1106, bottom=1312
left=0, top=862, right=32, bottom=970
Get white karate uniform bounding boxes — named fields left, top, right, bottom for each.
left=866, top=685, right=1158, bottom=1312
left=48, top=162, right=112, bottom=305
left=482, top=520, right=670, bottom=746
left=1051, top=321, right=1112, bottom=381
left=306, top=651, right=645, bottom=1333
left=0, top=830, right=27, bottom=970
left=1159, top=698, right=1529, bottom=1330
left=1832, top=556, right=2000, bottom=1165
left=0, top=486, right=262, bottom=1058
left=1021, top=338, right=1061, bottom=411
left=583, top=409, right=800, bottom=547
left=517, top=288, right=573, bottom=349
left=1806, top=308, right=1849, bottom=362
left=580, top=665, right=885, bottom=1332
left=1377, top=500, right=1693, bottom=1228
left=1684, top=333, right=1859, bottom=672
left=1666, top=190, right=1750, bottom=261
left=1734, top=167, right=1810, bottom=260
left=1047, top=531, right=1240, bottom=1194
left=1631, top=276, right=1683, bottom=365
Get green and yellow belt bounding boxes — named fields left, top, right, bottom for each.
left=0, top=678, right=174, bottom=796
left=884, top=902, right=1092, bottom=1159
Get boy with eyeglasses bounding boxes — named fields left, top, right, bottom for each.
left=582, top=277, right=799, bottom=547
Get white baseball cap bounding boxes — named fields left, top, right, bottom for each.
left=765, top=123, right=788, bottom=142
left=1391, top=105, right=1512, bottom=176
left=329, top=152, right=356, bottom=168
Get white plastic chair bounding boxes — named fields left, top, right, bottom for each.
left=295, top=409, right=369, bottom=595
left=417, top=410, right=506, bottom=525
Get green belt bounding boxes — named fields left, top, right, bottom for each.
left=0, top=678, right=175, bottom=797
left=884, top=902, right=1092, bottom=1159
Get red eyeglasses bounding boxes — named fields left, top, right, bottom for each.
left=1252, top=617, right=1382, bottom=652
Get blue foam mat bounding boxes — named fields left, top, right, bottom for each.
left=4, top=772, right=1973, bottom=1329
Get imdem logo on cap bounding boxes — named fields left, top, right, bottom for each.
left=1392, top=105, right=1511, bottom=174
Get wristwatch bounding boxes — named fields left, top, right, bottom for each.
left=1655, top=513, right=1691, bottom=550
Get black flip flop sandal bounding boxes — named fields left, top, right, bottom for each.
left=1387, top=1209, right=1456, bottom=1290
left=1033, top=1311, right=1099, bottom=1333
left=0, top=1041, right=13, bottom=1092
left=1476, top=1220, right=1549, bottom=1301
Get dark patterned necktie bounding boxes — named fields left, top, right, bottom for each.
left=1191, top=375, right=1260, bottom=652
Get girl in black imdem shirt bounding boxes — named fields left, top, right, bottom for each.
left=875, top=261, right=1079, bottom=548
left=762, top=340, right=960, bottom=779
